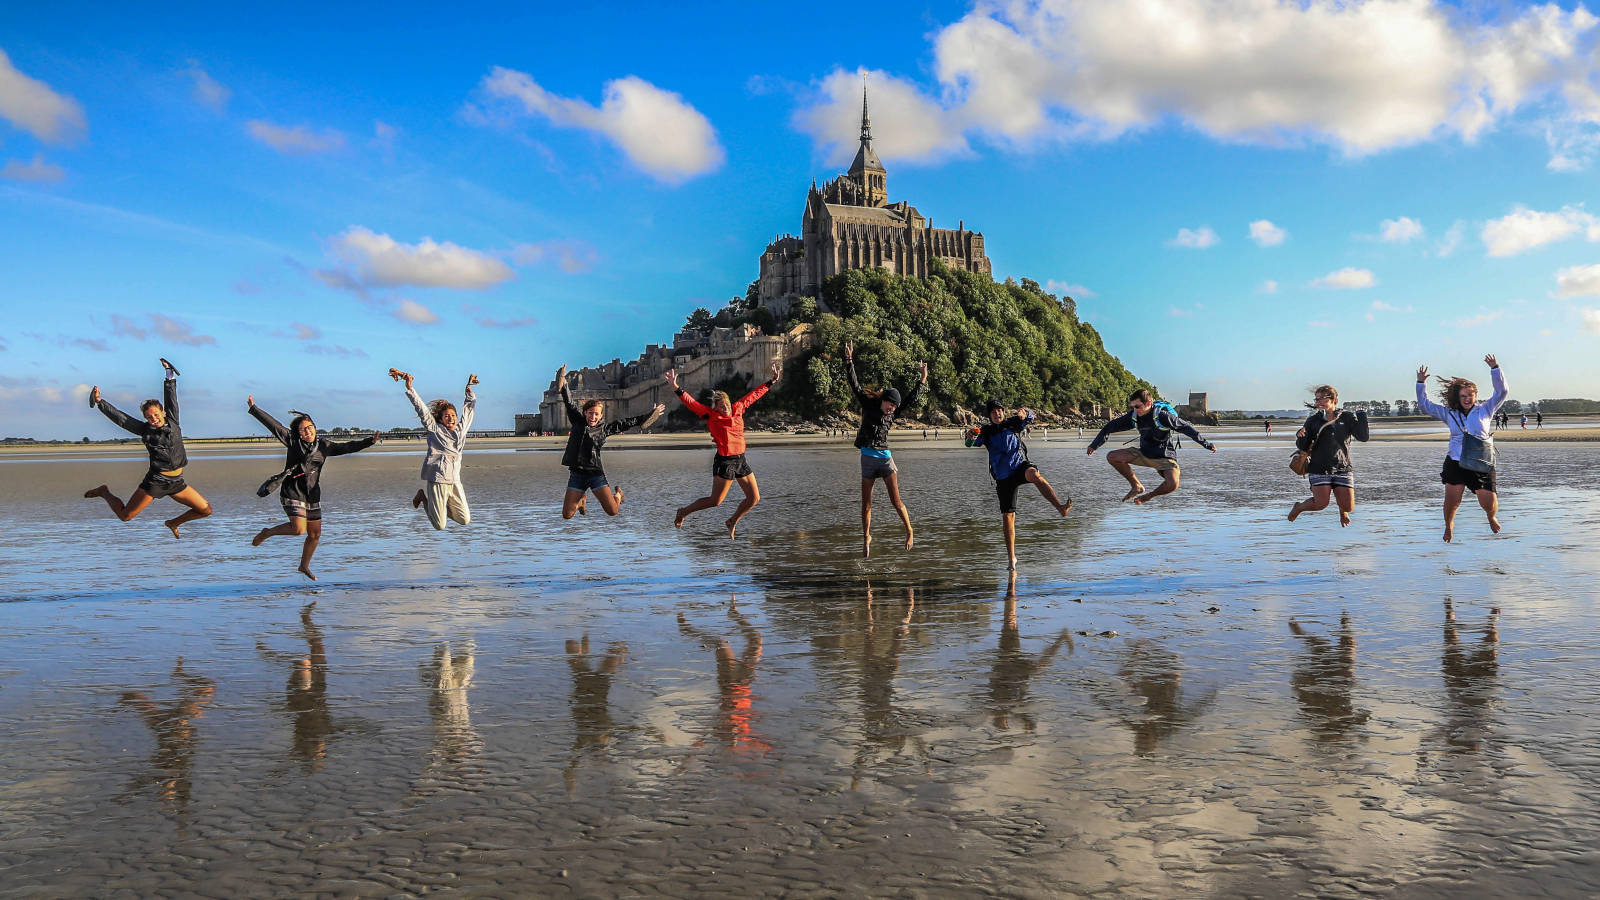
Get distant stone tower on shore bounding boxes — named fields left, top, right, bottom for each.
left=755, top=83, right=992, bottom=320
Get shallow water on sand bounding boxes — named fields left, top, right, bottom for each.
left=3, top=436, right=1600, bottom=897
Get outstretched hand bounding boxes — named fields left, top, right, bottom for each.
left=919, top=361, right=928, bottom=383
left=89, top=386, right=100, bottom=407
left=466, top=373, right=480, bottom=387
left=1416, top=364, right=1429, bottom=383
left=246, top=393, right=254, bottom=408
left=843, top=339, right=854, bottom=360
left=388, top=368, right=413, bottom=389
left=770, top=361, right=782, bottom=382
left=652, top=403, right=666, bottom=415
left=556, top=364, right=567, bottom=387
left=1484, top=353, right=1498, bottom=369
left=664, top=368, right=679, bottom=390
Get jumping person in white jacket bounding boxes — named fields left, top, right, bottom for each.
left=390, top=368, right=477, bottom=530
left=1414, top=354, right=1506, bottom=543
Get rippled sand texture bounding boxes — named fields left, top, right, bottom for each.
left=2, top=438, right=1599, bottom=897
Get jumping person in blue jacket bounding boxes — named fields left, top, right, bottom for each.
left=967, top=400, right=1071, bottom=571
left=1087, top=389, right=1216, bottom=505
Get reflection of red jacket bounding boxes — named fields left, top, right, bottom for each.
left=676, top=381, right=772, bottom=456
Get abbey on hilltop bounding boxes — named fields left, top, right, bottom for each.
left=754, top=85, right=992, bottom=320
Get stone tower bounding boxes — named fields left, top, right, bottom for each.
left=846, top=82, right=887, bottom=208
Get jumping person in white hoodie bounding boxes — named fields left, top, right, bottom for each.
left=390, top=368, right=477, bottom=530
left=1414, top=354, right=1506, bottom=542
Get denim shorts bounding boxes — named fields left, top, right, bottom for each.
left=1307, top=473, right=1355, bottom=490
left=566, top=469, right=609, bottom=493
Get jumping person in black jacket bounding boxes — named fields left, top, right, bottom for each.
left=1087, top=389, right=1216, bottom=504
left=246, top=396, right=379, bottom=581
left=555, top=365, right=663, bottom=519
left=1288, top=385, right=1370, bottom=527
left=844, top=340, right=927, bottom=557
left=84, top=358, right=214, bottom=538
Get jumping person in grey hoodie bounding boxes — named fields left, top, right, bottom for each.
left=390, top=368, right=477, bottom=530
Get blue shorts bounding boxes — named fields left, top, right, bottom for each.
left=566, top=469, right=609, bottom=493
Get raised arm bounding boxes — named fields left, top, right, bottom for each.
left=731, top=380, right=772, bottom=417
left=844, top=342, right=868, bottom=403
left=162, top=365, right=180, bottom=426
left=1350, top=409, right=1370, bottom=442
left=1006, top=409, right=1036, bottom=432
left=458, top=375, right=477, bottom=435
left=1483, top=356, right=1507, bottom=413
left=1413, top=366, right=1447, bottom=421
left=557, top=366, right=583, bottom=426
left=403, top=382, right=438, bottom=432
left=899, top=365, right=927, bottom=414
left=248, top=399, right=293, bottom=445
left=608, top=403, right=666, bottom=436
left=92, top=388, right=143, bottom=435
left=324, top=433, right=378, bottom=457
left=1087, top=412, right=1134, bottom=453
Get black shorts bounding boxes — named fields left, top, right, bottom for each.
left=1441, top=457, right=1496, bottom=494
left=994, top=464, right=1037, bottom=514
left=713, top=453, right=753, bottom=481
left=139, top=471, right=189, bottom=499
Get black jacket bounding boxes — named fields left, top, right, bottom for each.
left=250, top=405, right=375, bottom=500
left=1295, top=410, right=1369, bottom=475
left=560, top=383, right=658, bottom=472
left=846, top=359, right=924, bottom=451
left=97, top=376, right=187, bottom=472
left=1089, top=406, right=1212, bottom=459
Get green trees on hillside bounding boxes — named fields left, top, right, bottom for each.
left=766, top=262, right=1151, bottom=419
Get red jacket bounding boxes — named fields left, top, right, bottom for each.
left=676, top=381, right=772, bottom=456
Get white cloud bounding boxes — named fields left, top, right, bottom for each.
left=792, top=1, right=1600, bottom=160
left=1556, top=263, right=1600, bottom=298
left=109, top=313, right=216, bottom=346
left=479, top=68, right=723, bottom=183
left=1311, top=267, right=1377, bottom=289
left=1167, top=226, right=1218, bottom=249
left=1580, top=307, right=1600, bottom=333
left=1045, top=279, right=1094, bottom=297
left=0, top=49, right=86, bottom=144
left=1167, top=302, right=1203, bottom=317
left=1379, top=217, right=1425, bottom=242
left=1249, top=219, right=1286, bottom=247
left=473, top=315, right=537, bottom=329
left=1481, top=204, right=1600, bottom=256
left=1259, top=279, right=1279, bottom=294
left=1435, top=220, right=1466, bottom=257
left=794, top=68, right=971, bottom=165
left=276, top=322, right=321, bottom=341
left=1, top=154, right=64, bottom=183
left=1456, top=310, right=1504, bottom=328
left=306, top=343, right=368, bottom=358
left=184, top=63, right=230, bottom=113
left=1366, top=299, right=1415, bottom=321
left=326, top=226, right=513, bottom=290
left=246, top=120, right=346, bottom=155
left=393, top=298, right=440, bottom=325
left=509, top=239, right=598, bottom=273
left=373, top=120, right=397, bottom=152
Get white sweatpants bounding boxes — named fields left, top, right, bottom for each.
left=423, top=481, right=471, bottom=530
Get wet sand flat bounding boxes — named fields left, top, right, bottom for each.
left=2, top=439, right=1599, bottom=897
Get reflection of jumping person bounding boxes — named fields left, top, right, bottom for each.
left=1087, top=389, right=1216, bottom=504
left=117, top=658, right=216, bottom=817
left=563, top=635, right=628, bottom=796
left=1287, top=614, right=1367, bottom=742
left=1288, top=385, right=1370, bottom=527
left=247, top=396, right=379, bottom=580
left=1438, top=598, right=1500, bottom=753
left=256, top=602, right=338, bottom=772
left=1414, top=355, right=1507, bottom=542
left=84, top=359, right=213, bottom=539
left=665, top=362, right=781, bottom=538
left=844, top=340, right=927, bottom=557
left=987, top=573, right=1073, bottom=732
left=555, top=365, right=663, bottom=519
left=967, top=400, right=1071, bottom=571
left=390, top=368, right=477, bottom=530
left=676, top=597, right=772, bottom=757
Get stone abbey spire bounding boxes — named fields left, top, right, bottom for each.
left=846, top=79, right=887, bottom=208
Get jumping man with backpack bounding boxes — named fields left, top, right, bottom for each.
left=1087, top=389, right=1217, bottom=504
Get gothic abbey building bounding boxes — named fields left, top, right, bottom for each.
left=755, top=90, right=992, bottom=319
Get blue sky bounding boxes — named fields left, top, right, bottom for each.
left=3, top=0, right=1600, bottom=439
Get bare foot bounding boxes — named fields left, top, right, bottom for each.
left=164, top=518, right=182, bottom=539
left=84, top=485, right=108, bottom=499
left=674, top=507, right=687, bottom=528
left=1058, top=497, right=1072, bottom=517
left=1134, top=492, right=1156, bottom=505
left=863, top=533, right=872, bottom=558
left=1287, top=502, right=1303, bottom=523
left=1121, top=485, right=1144, bottom=503
left=1339, top=511, right=1351, bottom=528
left=412, top=489, right=425, bottom=510
left=252, top=528, right=271, bottom=547
left=1443, top=525, right=1453, bottom=543
left=903, top=525, right=914, bottom=550
left=576, top=497, right=587, bottom=516
left=1488, top=515, right=1501, bottom=534
left=615, top=487, right=625, bottom=507
left=1007, top=556, right=1018, bottom=572
left=725, top=517, right=738, bottom=540
left=298, top=565, right=316, bottom=581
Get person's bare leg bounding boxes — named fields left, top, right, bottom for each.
left=1476, top=488, right=1500, bottom=534
left=859, top=477, right=875, bottom=558
left=413, top=489, right=425, bottom=510
left=1442, top=483, right=1465, bottom=542
left=86, top=486, right=155, bottom=522
left=1105, top=449, right=1144, bottom=501
left=298, top=520, right=322, bottom=581
left=593, top=485, right=624, bottom=516
left=1288, top=484, right=1331, bottom=522
left=1334, top=486, right=1355, bottom=527
left=1025, top=468, right=1070, bottom=515
left=726, top=474, right=760, bottom=539
left=162, top=486, right=213, bottom=539
left=562, top=488, right=587, bottom=519
left=1002, top=512, right=1017, bottom=571
left=1135, top=469, right=1179, bottom=505
left=884, top=471, right=914, bottom=550
left=676, top=478, right=733, bottom=528
left=253, top=517, right=304, bottom=546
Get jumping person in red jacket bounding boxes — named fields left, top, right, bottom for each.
left=665, top=361, right=781, bottom=538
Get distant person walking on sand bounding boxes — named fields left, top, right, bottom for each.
left=967, top=400, right=1072, bottom=571
left=1087, top=389, right=1217, bottom=504
left=554, top=365, right=663, bottom=519
left=390, top=368, right=477, bottom=530
left=666, top=362, right=781, bottom=538
left=1520, top=414, right=1527, bottom=429
left=1287, top=385, right=1369, bottom=527
left=1415, top=354, right=1507, bottom=542
left=247, top=397, right=380, bottom=580
left=1265, top=420, right=1273, bottom=436
left=1536, top=411, right=1544, bottom=428
left=84, top=358, right=214, bottom=539
left=844, top=340, right=927, bottom=557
